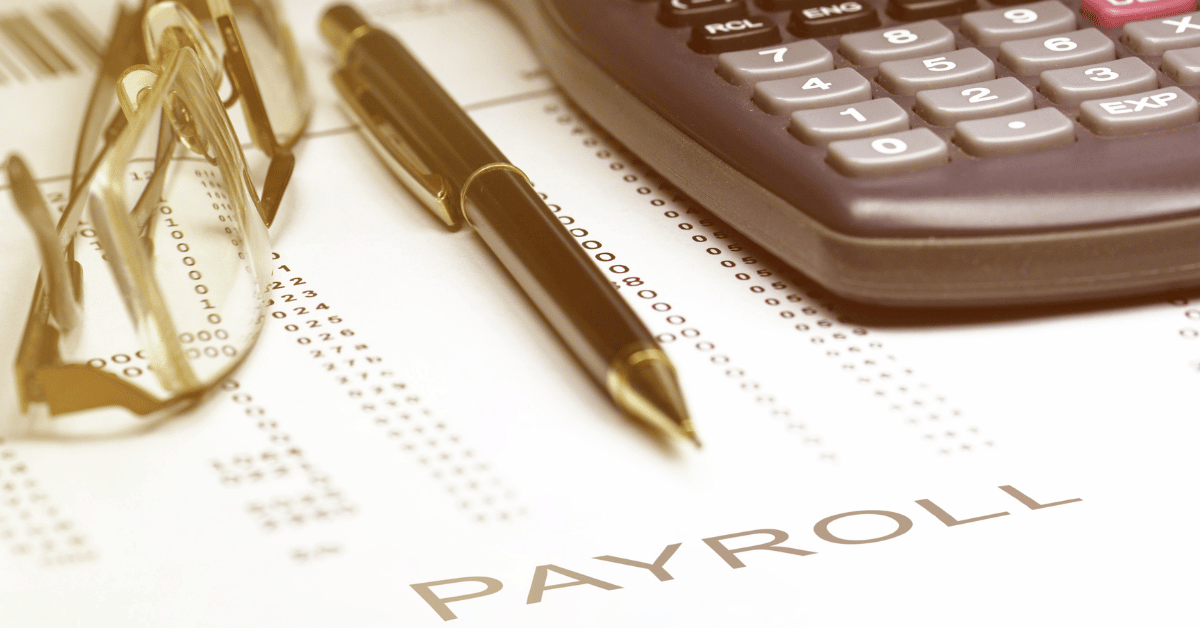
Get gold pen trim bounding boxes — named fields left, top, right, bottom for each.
left=458, top=162, right=532, bottom=229
left=330, top=68, right=457, bottom=228
left=606, top=341, right=699, bottom=446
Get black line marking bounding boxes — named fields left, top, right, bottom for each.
left=45, top=6, right=102, bottom=66
left=0, top=16, right=56, bottom=76
left=463, top=86, right=559, bottom=112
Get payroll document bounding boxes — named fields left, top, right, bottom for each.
left=0, top=0, right=1196, bottom=625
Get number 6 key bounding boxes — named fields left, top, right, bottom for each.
left=998, top=28, right=1116, bottom=75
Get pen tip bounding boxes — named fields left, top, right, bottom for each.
left=608, top=346, right=698, bottom=447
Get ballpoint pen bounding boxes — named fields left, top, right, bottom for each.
left=320, top=4, right=699, bottom=445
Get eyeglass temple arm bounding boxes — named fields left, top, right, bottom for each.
left=6, top=156, right=83, bottom=334
left=69, top=4, right=148, bottom=201
left=13, top=292, right=194, bottom=418
left=210, top=10, right=293, bottom=228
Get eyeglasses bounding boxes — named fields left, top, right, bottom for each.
left=4, top=0, right=310, bottom=437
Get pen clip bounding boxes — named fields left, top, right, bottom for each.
left=331, top=67, right=460, bottom=229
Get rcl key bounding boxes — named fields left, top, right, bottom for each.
left=690, top=16, right=782, bottom=53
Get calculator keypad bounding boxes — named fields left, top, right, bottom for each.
left=754, top=67, right=874, bottom=113
left=838, top=20, right=957, bottom=64
left=1078, top=86, right=1200, bottom=134
left=876, top=48, right=996, bottom=94
left=915, top=76, right=1035, bottom=123
left=717, top=39, right=834, bottom=84
left=790, top=97, right=911, bottom=143
left=826, top=128, right=949, bottom=175
left=1121, top=11, right=1200, bottom=54
left=1082, top=0, right=1196, bottom=28
left=959, top=1, right=1076, bottom=46
left=1039, top=57, right=1159, bottom=106
left=659, top=0, right=747, bottom=27
left=653, top=0, right=1200, bottom=176
left=789, top=1, right=882, bottom=36
left=886, top=0, right=978, bottom=21
left=690, top=15, right=782, bottom=52
left=1163, top=46, right=1200, bottom=84
left=998, top=28, right=1116, bottom=75
left=953, top=108, right=1076, bottom=156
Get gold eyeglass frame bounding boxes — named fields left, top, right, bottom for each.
left=5, top=0, right=311, bottom=437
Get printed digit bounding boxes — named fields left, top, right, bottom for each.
left=1003, top=8, right=1038, bottom=23
left=884, top=29, right=918, bottom=44
left=1085, top=67, right=1118, bottom=81
left=759, top=47, right=788, bottom=63
left=871, top=138, right=908, bottom=154
left=839, top=107, right=867, bottom=122
left=1044, top=36, right=1077, bottom=52
left=962, top=87, right=998, bottom=103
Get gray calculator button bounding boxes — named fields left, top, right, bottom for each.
left=998, top=28, right=1115, bottom=75
left=1079, top=86, right=1199, bottom=135
left=1039, top=57, right=1158, bottom=106
left=790, top=98, right=910, bottom=144
left=914, top=77, right=1034, bottom=125
left=877, top=48, right=995, bottom=95
left=1122, top=11, right=1200, bottom=55
left=954, top=108, right=1076, bottom=157
left=1162, top=46, right=1200, bottom=85
left=753, top=67, right=873, bottom=115
left=717, top=40, right=834, bottom=85
left=960, top=1, right=1077, bottom=46
left=827, top=128, right=948, bottom=177
left=838, top=20, right=956, bottom=66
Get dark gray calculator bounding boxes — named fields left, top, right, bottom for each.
left=496, top=0, right=1200, bottom=306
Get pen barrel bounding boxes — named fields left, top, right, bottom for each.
left=343, top=28, right=505, bottom=186
left=464, top=168, right=655, bottom=382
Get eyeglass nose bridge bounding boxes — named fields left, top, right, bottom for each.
left=118, top=65, right=218, bottom=164
left=143, top=2, right=223, bottom=85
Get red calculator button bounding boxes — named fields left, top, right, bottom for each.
left=1082, top=0, right=1197, bottom=29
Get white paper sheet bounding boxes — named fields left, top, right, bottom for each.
left=0, top=0, right=1197, bottom=625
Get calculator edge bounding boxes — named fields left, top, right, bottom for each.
left=494, top=0, right=1200, bottom=306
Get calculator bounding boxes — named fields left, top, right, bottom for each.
left=495, top=0, right=1200, bottom=306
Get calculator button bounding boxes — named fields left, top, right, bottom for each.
left=877, top=48, right=995, bottom=95
left=788, top=1, right=881, bottom=37
left=886, top=0, right=978, bottom=21
left=998, top=28, right=1116, bottom=75
left=753, top=67, right=873, bottom=114
left=838, top=20, right=957, bottom=66
left=1162, top=46, right=1200, bottom=84
left=826, top=128, right=949, bottom=176
left=759, top=0, right=808, bottom=7
left=914, top=76, right=1034, bottom=125
left=1039, top=57, right=1158, bottom=106
left=717, top=40, right=834, bottom=85
left=690, top=16, right=782, bottom=53
left=790, top=98, right=910, bottom=144
left=659, top=0, right=747, bottom=27
left=953, top=108, right=1076, bottom=157
left=1079, top=86, right=1199, bottom=135
left=987, top=0, right=1048, bottom=6
left=959, top=1, right=1077, bottom=47
left=1083, top=0, right=1195, bottom=29
left=1121, top=11, right=1200, bottom=54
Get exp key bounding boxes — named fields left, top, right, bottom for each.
left=1080, top=86, right=1200, bottom=135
